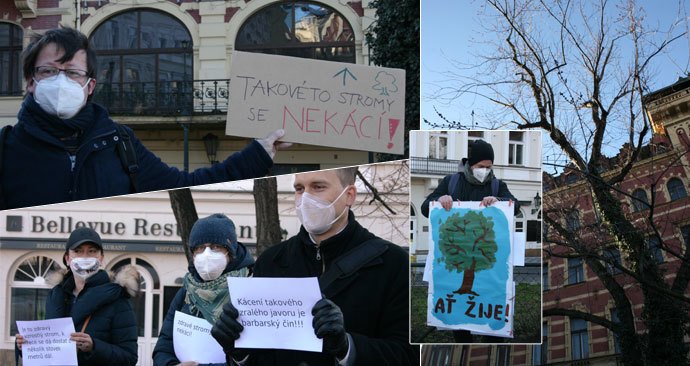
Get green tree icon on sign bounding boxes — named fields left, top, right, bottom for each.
left=438, top=211, right=497, bottom=296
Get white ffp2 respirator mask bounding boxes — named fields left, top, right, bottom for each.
left=193, top=247, right=228, bottom=282
left=472, top=167, right=491, bottom=183
left=295, top=187, right=350, bottom=235
left=34, top=73, right=90, bottom=119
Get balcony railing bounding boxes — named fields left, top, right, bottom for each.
left=410, top=156, right=462, bottom=176
left=92, top=79, right=230, bottom=116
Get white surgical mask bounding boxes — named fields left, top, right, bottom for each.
left=70, top=257, right=100, bottom=280
left=193, top=247, right=228, bottom=281
left=472, top=167, right=491, bottom=183
left=295, top=186, right=350, bottom=235
left=33, top=73, right=90, bottom=119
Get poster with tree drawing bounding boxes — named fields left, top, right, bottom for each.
left=426, top=201, right=515, bottom=337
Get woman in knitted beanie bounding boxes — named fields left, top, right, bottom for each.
left=153, top=213, right=254, bottom=366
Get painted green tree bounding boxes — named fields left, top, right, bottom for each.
left=438, top=211, right=497, bottom=296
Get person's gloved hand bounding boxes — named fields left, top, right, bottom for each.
left=211, top=301, right=245, bottom=359
left=312, top=298, right=349, bottom=359
left=256, top=129, right=292, bottom=159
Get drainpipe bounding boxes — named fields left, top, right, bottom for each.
left=182, top=123, right=189, bottom=173
left=75, top=0, right=81, bottom=30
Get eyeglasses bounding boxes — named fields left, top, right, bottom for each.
left=192, top=244, right=228, bottom=255
left=34, top=66, right=90, bottom=84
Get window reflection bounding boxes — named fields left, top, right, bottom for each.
left=236, top=1, right=355, bottom=63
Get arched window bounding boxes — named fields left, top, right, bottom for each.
left=236, top=1, right=355, bottom=63
left=9, top=256, right=62, bottom=336
left=90, top=10, right=193, bottom=114
left=0, top=23, right=23, bottom=96
left=631, top=188, right=649, bottom=212
left=667, top=178, right=687, bottom=201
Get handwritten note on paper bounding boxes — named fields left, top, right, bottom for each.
left=173, top=311, right=225, bottom=363
left=16, top=317, right=77, bottom=366
left=227, top=51, right=405, bottom=154
left=227, top=277, right=322, bottom=352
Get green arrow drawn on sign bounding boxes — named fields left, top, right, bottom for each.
left=333, top=67, right=357, bottom=86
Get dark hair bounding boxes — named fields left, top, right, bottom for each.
left=22, top=27, right=97, bottom=82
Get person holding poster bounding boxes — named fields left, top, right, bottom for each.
left=14, top=227, right=139, bottom=365
left=153, top=214, right=254, bottom=366
left=211, top=167, right=417, bottom=365
left=421, top=138, right=519, bottom=343
left=0, top=27, right=291, bottom=210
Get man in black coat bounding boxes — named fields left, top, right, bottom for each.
left=421, top=138, right=519, bottom=343
left=421, top=139, right=520, bottom=217
left=211, top=167, right=418, bottom=365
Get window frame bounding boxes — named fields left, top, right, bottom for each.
left=667, top=178, right=687, bottom=201
left=429, top=132, right=448, bottom=160
left=567, top=257, right=584, bottom=285
left=570, top=317, right=589, bottom=360
left=631, top=188, right=649, bottom=212
left=235, top=1, right=356, bottom=63
left=0, top=22, right=23, bottom=96
left=508, top=131, right=525, bottom=165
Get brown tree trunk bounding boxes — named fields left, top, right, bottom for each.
left=168, top=188, right=198, bottom=265
left=253, top=177, right=282, bottom=258
left=455, top=258, right=479, bottom=296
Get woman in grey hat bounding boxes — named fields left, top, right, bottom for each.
left=15, top=226, right=139, bottom=365
left=153, top=213, right=254, bottom=366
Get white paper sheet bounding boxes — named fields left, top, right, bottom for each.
left=173, top=311, right=225, bottom=363
left=17, top=317, right=77, bottom=366
left=228, top=277, right=323, bottom=352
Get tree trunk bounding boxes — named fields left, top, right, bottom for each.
left=168, top=188, right=198, bottom=265
left=455, top=258, right=479, bottom=296
left=253, top=177, right=282, bottom=258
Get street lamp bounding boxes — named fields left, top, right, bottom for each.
left=532, top=192, right=541, bottom=214
left=203, top=133, right=219, bottom=164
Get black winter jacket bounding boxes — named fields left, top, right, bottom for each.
left=45, top=267, right=138, bottom=366
left=421, top=172, right=520, bottom=217
left=246, top=212, right=417, bottom=366
left=2, top=97, right=273, bottom=209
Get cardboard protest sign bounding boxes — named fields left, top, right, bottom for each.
left=228, top=277, right=322, bottom=352
left=173, top=311, right=225, bottom=363
left=426, top=201, right=515, bottom=337
left=16, top=317, right=77, bottom=366
left=227, top=51, right=405, bottom=154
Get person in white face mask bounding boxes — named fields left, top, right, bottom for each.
left=154, top=213, right=253, bottom=366
left=14, top=227, right=139, bottom=365
left=421, top=138, right=521, bottom=218
left=2, top=27, right=290, bottom=210
left=211, top=167, right=418, bottom=366
left=421, top=138, right=519, bottom=343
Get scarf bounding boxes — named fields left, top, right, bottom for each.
left=183, top=267, right=249, bottom=325
left=19, top=94, right=96, bottom=153
left=462, top=161, right=496, bottom=186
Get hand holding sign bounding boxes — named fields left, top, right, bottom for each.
left=226, top=277, right=322, bottom=352
left=312, top=298, right=348, bottom=359
left=16, top=317, right=78, bottom=366
left=256, top=129, right=293, bottom=159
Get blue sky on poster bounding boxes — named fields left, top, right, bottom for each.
left=421, top=0, right=690, bottom=169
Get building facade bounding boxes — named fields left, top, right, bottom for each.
left=0, top=0, right=385, bottom=172
left=420, top=79, right=690, bottom=365
left=0, top=161, right=409, bottom=365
